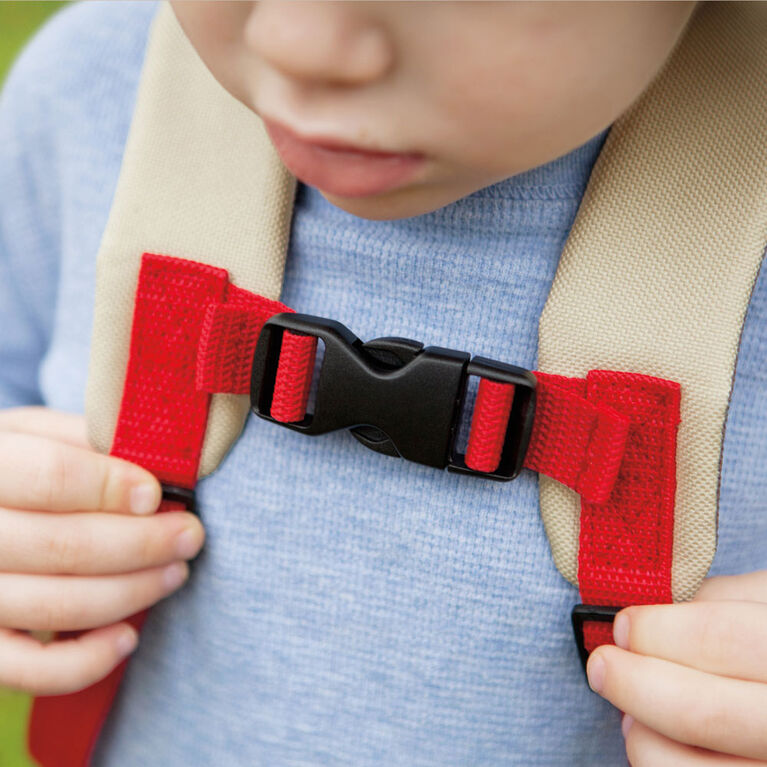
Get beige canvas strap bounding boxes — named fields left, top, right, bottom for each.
left=538, top=2, right=767, bottom=602
left=85, top=3, right=295, bottom=477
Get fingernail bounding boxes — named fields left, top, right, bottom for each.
left=621, top=714, right=634, bottom=739
left=587, top=653, right=606, bottom=695
left=613, top=612, right=630, bottom=650
left=130, top=483, right=159, bottom=515
left=115, top=627, right=138, bottom=658
left=163, top=562, right=189, bottom=591
left=175, top=528, right=203, bottom=560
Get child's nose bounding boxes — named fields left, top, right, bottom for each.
left=246, top=1, right=394, bottom=87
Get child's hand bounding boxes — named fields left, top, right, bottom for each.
left=587, top=570, right=767, bottom=765
left=0, top=407, right=204, bottom=695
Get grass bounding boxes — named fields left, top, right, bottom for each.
left=0, top=2, right=65, bottom=82
left=1, top=6, right=66, bottom=765
left=0, top=689, right=34, bottom=767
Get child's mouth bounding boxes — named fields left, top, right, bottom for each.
left=262, top=118, right=425, bottom=198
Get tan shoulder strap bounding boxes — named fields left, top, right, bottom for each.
left=86, top=3, right=295, bottom=477
left=538, top=2, right=767, bottom=601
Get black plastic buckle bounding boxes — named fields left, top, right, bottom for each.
left=571, top=604, right=621, bottom=674
left=250, top=313, right=536, bottom=479
left=160, top=483, right=197, bottom=514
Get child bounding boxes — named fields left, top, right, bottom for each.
left=1, top=2, right=766, bottom=765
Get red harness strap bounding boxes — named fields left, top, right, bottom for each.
left=463, top=370, right=679, bottom=653
left=28, top=255, right=300, bottom=767
left=29, top=253, right=679, bottom=765
left=578, top=372, right=679, bottom=650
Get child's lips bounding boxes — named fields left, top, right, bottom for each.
left=262, top=118, right=425, bottom=198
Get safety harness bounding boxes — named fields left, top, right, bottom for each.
left=28, top=3, right=767, bottom=765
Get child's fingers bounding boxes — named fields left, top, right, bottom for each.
left=694, top=571, right=767, bottom=604
left=0, top=624, right=138, bottom=696
left=0, top=508, right=204, bottom=575
left=0, top=432, right=161, bottom=515
left=613, top=601, right=767, bottom=683
left=0, top=564, right=189, bottom=632
left=587, top=645, right=767, bottom=762
left=0, top=407, right=90, bottom=449
left=624, top=718, right=765, bottom=767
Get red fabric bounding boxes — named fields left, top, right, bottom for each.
left=197, top=304, right=274, bottom=394
left=463, top=373, right=631, bottom=504
left=578, top=372, right=680, bottom=652
left=456, top=369, right=680, bottom=655
left=582, top=620, right=614, bottom=651
left=28, top=254, right=261, bottom=767
left=29, top=610, right=149, bottom=767
left=195, top=289, right=316, bottom=414
left=196, top=289, right=296, bottom=395
left=28, top=501, right=182, bottom=767
left=271, top=331, right=318, bottom=423
left=524, top=373, right=631, bottom=505
left=465, top=379, right=515, bottom=472
left=109, top=253, right=229, bottom=486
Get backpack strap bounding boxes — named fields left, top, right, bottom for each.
left=538, top=2, right=767, bottom=605
left=85, top=2, right=296, bottom=480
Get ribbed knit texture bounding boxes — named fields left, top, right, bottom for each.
left=1, top=4, right=765, bottom=766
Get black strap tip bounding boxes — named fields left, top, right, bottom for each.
left=571, top=604, right=621, bottom=677
left=160, top=483, right=197, bottom=514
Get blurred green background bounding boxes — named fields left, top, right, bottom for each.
left=0, top=2, right=64, bottom=80
left=1, top=4, right=65, bottom=764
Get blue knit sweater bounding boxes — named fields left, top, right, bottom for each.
left=1, top=4, right=766, bottom=766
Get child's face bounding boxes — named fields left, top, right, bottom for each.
left=173, top=1, right=694, bottom=220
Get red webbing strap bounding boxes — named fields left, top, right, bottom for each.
left=524, top=373, right=632, bottom=505
left=464, top=370, right=679, bottom=650
left=196, top=288, right=317, bottom=419
left=28, top=506, right=180, bottom=767
left=28, top=254, right=290, bottom=767
left=231, top=325, right=634, bottom=506
left=257, top=345, right=635, bottom=508
left=578, top=372, right=680, bottom=651
left=196, top=286, right=300, bottom=395
left=109, top=254, right=228, bottom=481
left=463, top=373, right=631, bottom=504
left=271, top=332, right=318, bottom=423
left=464, top=380, right=516, bottom=473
